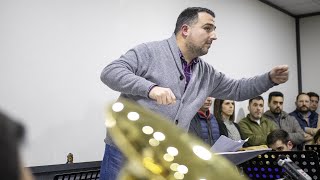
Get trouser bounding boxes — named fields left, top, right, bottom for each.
left=100, top=144, right=124, bottom=180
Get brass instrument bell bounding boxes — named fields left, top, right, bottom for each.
left=105, top=99, right=248, bottom=180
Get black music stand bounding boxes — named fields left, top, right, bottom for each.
left=53, top=169, right=100, bottom=180
left=305, top=145, right=320, bottom=155
left=238, top=151, right=319, bottom=180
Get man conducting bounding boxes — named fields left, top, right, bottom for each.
left=100, top=7, right=289, bottom=179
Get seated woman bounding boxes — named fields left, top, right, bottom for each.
left=188, top=97, right=227, bottom=146
left=213, top=99, right=245, bottom=142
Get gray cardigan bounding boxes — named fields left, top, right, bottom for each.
left=101, top=34, right=275, bottom=145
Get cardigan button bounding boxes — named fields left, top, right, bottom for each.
left=179, top=75, right=184, bottom=80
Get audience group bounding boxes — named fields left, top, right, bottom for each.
left=1, top=91, right=319, bottom=179
left=190, top=91, right=320, bottom=151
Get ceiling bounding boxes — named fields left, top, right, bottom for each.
left=260, top=0, right=320, bottom=17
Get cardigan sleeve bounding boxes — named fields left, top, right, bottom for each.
left=100, top=43, right=156, bottom=98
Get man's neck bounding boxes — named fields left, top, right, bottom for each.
left=249, top=115, right=260, bottom=122
left=176, top=37, right=196, bottom=64
left=298, top=110, right=310, bottom=117
left=271, top=112, right=281, bottom=118
left=199, top=109, right=209, bottom=114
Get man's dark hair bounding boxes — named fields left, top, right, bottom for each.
left=249, top=96, right=264, bottom=105
left=267, top=129, right=290, bottom=147
left=296, top=92, right=308, bottom=101
left=0, top=111, right=25, bottom=180
left=268, top=91, right=284, bottom=103
left=307, top=92, right=319, bottom=100
left=174, top=7, right=215, bottom=35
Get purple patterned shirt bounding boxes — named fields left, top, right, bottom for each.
left=179, top=51, right=199, bottom=90
left=148, top=51, right=199, bottom=97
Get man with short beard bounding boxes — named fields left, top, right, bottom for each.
left=263, top=91, right=304, bottom=149
left=289, top=93, right=320, bottom=145
left=239, top=96, right=277, bottom=146
left=100, top=7, right=289, bottom=179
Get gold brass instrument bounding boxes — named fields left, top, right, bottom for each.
left=105, top=99, right=248, bottom=180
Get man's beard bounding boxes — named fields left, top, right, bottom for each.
left=186, top=40, right=208, bottom=57
left=252, top=113, right=262, bottom=119
left=271, top=108, right=281, bottom=115
left=298, top=106, right=309, bottom=113
left=272, top=111, right=281, bottom=115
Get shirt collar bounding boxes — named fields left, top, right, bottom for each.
left=198, top=110, right=211, bottom=120
left=179, top=50, right=199, bottom=65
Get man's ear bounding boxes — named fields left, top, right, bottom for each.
left=181, top=24, right=189, bottom=37
left=287, top=140, right=294, bottom=150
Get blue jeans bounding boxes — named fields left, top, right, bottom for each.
left=100, top=144, right=125, bottom=180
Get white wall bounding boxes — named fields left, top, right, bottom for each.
left=0, top=0, right=298, bottom=166
left=300, top=15, right=320, bottom=113
left=203, top=1, right=298, bottom=121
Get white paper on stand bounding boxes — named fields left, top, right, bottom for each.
left=211, top=135, right=248, bottom=152
left=216, top=148, right=272, bottom=165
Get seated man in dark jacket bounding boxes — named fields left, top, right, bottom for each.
left=188, top=97, right=225, bottom=146
left=289, top=92, right=320, bottom=146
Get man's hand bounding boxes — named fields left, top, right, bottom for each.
left=149, top=86, right=176, bottom=105
left=304, top=133, right=313, bottom=141
left=269, top=65, right=289, bottom=84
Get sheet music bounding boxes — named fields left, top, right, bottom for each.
left=216, top=148, right=272, bottom=165
left=211, top=135, right=248, bottom=152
